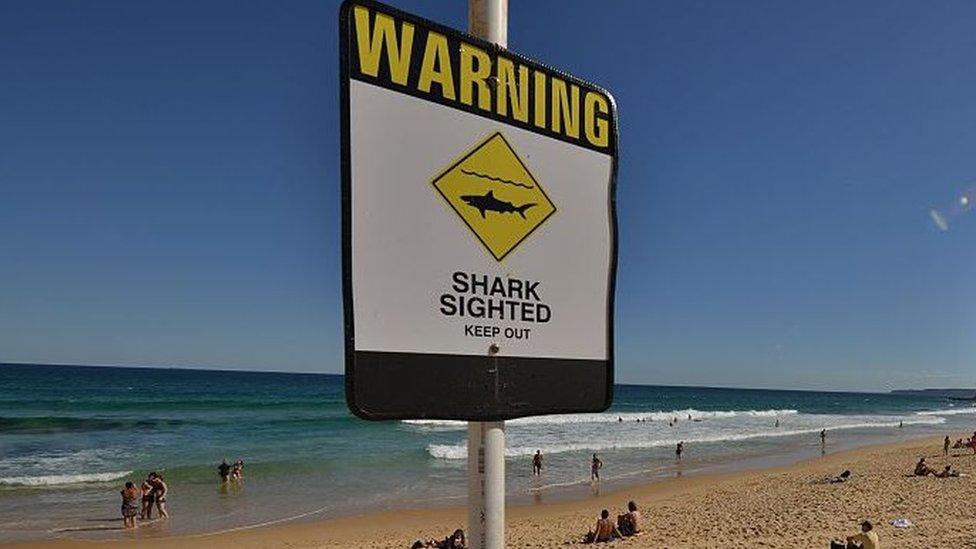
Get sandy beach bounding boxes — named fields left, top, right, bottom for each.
left=9, top=434, right=976, bottom=549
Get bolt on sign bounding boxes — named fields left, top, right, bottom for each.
left=341, top=0, right=618, bottom=420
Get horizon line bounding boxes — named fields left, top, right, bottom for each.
left=1, top=360, right=959, bottom=395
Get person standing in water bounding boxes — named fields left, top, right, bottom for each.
left=676, top=441, right=684, bottom=460
left=140, top=474, right=155, bottom=519
left=820, top=429, right=827, bottom=446
left=532, top=450, right=543, bottom=476
left=218, top=459, right=231, bottom=483
left=591, top=454, right=603, bottom=481
left=151, top=473, right=169, bottom=518
left=231, top=460, right=244, bottom=482
left=120, top=481, right=140, bottom=529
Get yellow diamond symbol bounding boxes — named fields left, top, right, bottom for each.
left=432, top=132, right=556, bottom=261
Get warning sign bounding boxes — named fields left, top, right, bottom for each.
left=432, top=132, right=556, bottom=261
left=341, top=0, right=618, bottom=421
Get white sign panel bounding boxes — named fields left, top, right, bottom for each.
left=341, top=0, right=618, bottom=420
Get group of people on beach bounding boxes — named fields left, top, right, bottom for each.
left=119, top=472, right=168, bottom=529
left=945, top=431, right=976, bottom=455
left=530, top=446, right=686, bottom=484
left=119, top=458, right=245, bottom=528
left=530, top=451, right=605, bottom=481
left=914, top=456, right=960, bottom=478
left=582, top=501, right=642, bottom=543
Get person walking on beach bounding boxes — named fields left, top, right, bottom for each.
left=151, top=473, right=169, bottom=518
left=532, top=450, right=543, bottom=476
left=676, top=441, right=684, bottom=460
left=591, top=453, right=603, bottom=481
left=120, top=481, right=140, bottom=529
left=140, top=474, right=155, bottom=519
left=218, top=459, right=231, bottom=483
left=944, top=436, right=951, bottom=457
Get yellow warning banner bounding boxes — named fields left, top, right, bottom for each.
left=342, top=0, right=616, bottom=154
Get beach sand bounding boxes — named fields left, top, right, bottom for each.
left=9, top=435, right=976, bottom=548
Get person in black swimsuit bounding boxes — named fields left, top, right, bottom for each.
left=218, top=459, right=231, bottom=483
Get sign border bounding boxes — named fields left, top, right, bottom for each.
left=340, top=0, right=619, bottom=421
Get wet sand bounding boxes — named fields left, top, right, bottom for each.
left=8, top=435, right=974, bottom=548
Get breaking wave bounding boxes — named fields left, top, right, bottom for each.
left=425, top=414, right=944, bottom=460
left=404, top=409, right=799, bottom=430
left=0, top=471, right=132, bottom=487
left=916, top=407, right=976, bottom=416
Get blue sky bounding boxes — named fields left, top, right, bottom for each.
left=1, top=0, right=974, bottom=391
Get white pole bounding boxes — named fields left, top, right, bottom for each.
left=469, top=0, right=508, bottom=48
left=466, top=422, right=484, bottom=548
left=482, top=421, right=505, bottom=549
left=467, top=3, right=509, bottom=546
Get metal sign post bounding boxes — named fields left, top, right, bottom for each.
left=468, top=4, right=508, bottom=549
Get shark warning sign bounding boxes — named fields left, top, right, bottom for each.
left=341, top=0, right=618, bottom=421
left=432, top=132, right=556, bottom=261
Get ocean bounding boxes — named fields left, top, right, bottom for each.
left=1, top=363, right=973, bottom=542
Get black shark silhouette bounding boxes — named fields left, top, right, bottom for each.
left=460, top=190, right=537, bottom=219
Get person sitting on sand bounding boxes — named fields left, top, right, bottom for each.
left=417, top=529, right=464, bottom=549
left=845, top=520, right=879, bottom=549
left=616, top=501, right=642, bottom=536
left=934, top=465, right=960, bottom=478
left=140, top=474, right=155, bottom=519
left=120, top=481, right=141, bottom=529
left=829, top=470, right=852, bottom=484
left=953, top=438, right=965, bottom=449
left=584, top=509, right=623, bottom=543
left=914, top=457, right=933, bottom=476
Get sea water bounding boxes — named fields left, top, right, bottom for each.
left=1, top=363, right=973, bottom=542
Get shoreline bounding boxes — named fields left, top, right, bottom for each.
left=9, top=433, right=973, bottom=548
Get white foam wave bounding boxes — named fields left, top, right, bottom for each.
left=426, top=415, right=944, bottom=460
left=0, top=471, right=132, bottom=487
left=404, top=409, right=799, bottom=430
left=916, top=407, right=976, bottom=416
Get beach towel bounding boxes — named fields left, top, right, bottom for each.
left=890, top=518, right=912, bottom=528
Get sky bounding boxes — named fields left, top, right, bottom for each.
left=1, top=0, right=974, bottom=391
